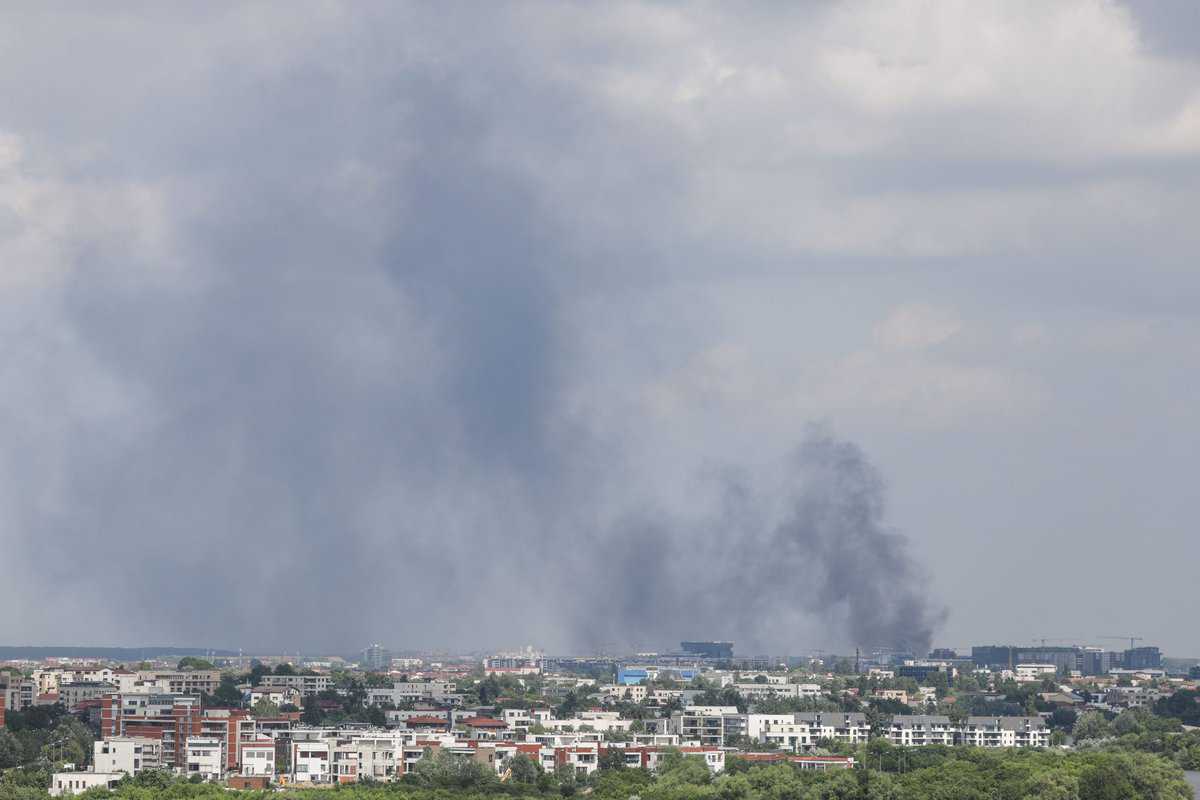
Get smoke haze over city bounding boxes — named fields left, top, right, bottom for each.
left=1, top=1, right=1199, bottom=657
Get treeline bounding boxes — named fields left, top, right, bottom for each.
left=2, top=746, right=1193, bottom=800
left=0, top=707, right=92, bottom=772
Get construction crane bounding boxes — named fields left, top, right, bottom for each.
left=1100, top=635, right=1144, bottom=650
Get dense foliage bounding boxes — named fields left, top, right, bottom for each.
left=1, top=746, right=1192, bottom=800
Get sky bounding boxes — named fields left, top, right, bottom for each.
left=1, top=1, right=1198, bottom=657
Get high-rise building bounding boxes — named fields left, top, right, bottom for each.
left=1080, top=648, right=1122, bottom=676
left=971, top=646, right=1015, bottom=668
left=1123, top=647, right=1162, bottom=670
left=362, top=643, right=392, bottom=672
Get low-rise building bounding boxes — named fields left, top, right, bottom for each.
left=49, top=773, right=123, bottom=797
left=258, top=673, right=332, bottom=696
left=366, top=680, right=461, bottom=707
left=958, top=716, right=1049, bottom=748
left=1015, top=664, right=1057, bottom=682
left=887, top=715, right=955, bottom=746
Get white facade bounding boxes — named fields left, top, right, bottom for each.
left=50, top=773, right=123, bottom=797
left=887, top=716, right=955, bottom=746
left=258, top=673, right=332, bottom=695
left=92, top=738, right=161, bottom=775
left=185, top=737, right=224, bottom=781
left=1015, top=664, right=1057, bottom=682
left=292, top=740, right=333, bottom=783
left=240, top=739, right=276, bottom=777
left=365, top=680, right=460, bottom=707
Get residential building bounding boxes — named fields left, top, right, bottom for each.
left=2, top=675, right=36, bottom=713
left=1015, top=664, right=1057, bottom=682
left=137, top=670, right=220, bottom=697
left=49, top=773, right=123, bottom=797
left=793, top=712, right=870, bottom=747
left=745, top=714, right=796, bottom=740
left=291, top=739, right=334, bottom=784
left=92, top=737, right=162, bottom=775
left=98, top=693, right=251, bottom=773
left=484, top=650, right=543, bottom=675
left=671, top=706, right=737, bottom=747
left=259, top=673, right=332, bottom=696
left=958, top=717, right=1049, bottom=748
left=58, top=682, right=118, bottom=711
left=185, top=736, right=224, bottom=781
left=249, top=685, right=300, bottom=707
left=239, top=738, right=276, bottom=778
left=735, top=682, right=820, bottom=700
left=887, top=715, right=955, bottom=746
left=362, top=644, right=391, bottom=672
left=365, top=680, right=460, bottom=707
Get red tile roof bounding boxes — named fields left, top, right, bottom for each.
left=460, top=716, right=507, bottom=728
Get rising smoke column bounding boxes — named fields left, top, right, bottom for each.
left=586, top=428, right=946, bottom=656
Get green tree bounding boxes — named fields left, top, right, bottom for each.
left=0, top=729, right=22, bottom=769
left=1078, top=761, right=1134, bottom=800
left=300, top=695, right=324, bottom=726
left=177, top=657, right=215, bottom=671
left=210, top=676, right=244, bottom=707
left=248, top=662, right=269, bottom=687
left=507, top=752, right=542, bottom=783
left=250, top=698, right=280, bottom=717
left=598, top=748, right=626, bottom=771
left=1072, top=711, right=1112, bottom=741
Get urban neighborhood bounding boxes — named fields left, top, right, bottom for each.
left=2, top=639, right=1198, bottom=798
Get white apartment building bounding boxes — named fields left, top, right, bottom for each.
left=365, top=680, right=460, bottom=707
left=249, top=686, right=301, bottom=707
left=958, top=717, right=1049, bottom=748
left=335, top=734, right=406, bottom=782
left=502, top=708, right=554, bottom=728
left=671, top=706, right=739, bottom=747
left=185, top=737, right=224, bottom=781
left=291, top=740, right=333, bottom=783
left=138, top=670, right=221, bottom=697
left=887, top=715, right=956, bottom=746
left=745, top=714, right=797, bottom=740
left=239, top=739, right=276, bottom=777
left=603, top=683, right=648, bottom=703
left=794, top=713, right=870, bottom=747
left=92, top=738, right=162, bottom=775
left=258, top=673, right=332, bottom=696
left=1015, top=664, right=1058, bottom=682
left=758, top=718, right=814, bottom=752
left=735, top=682, right=818, bottom=700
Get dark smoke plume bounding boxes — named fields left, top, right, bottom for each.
left=586, top=429, right=946, bottom=656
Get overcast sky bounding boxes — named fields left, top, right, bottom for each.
left=1, top=1, right=1198, bottom=657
